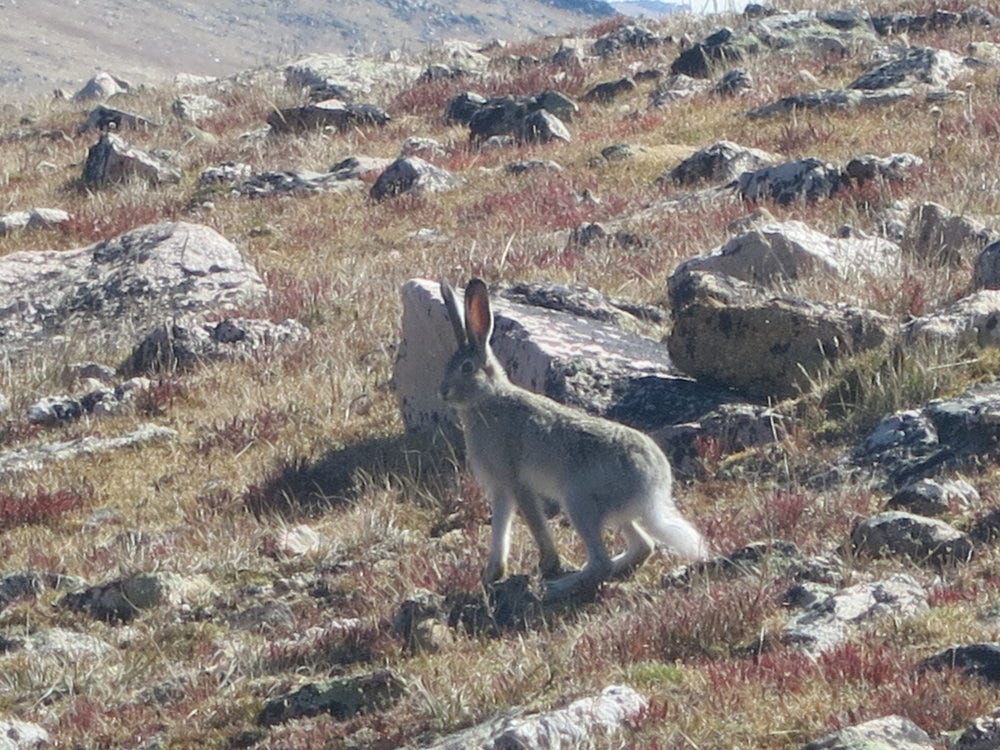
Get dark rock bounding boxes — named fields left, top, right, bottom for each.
left=670, top=27, right=759, bottom=79
left=83, top=133, right=181, bottom=186
left=973, top=240, right=1000, bottom=290
left=593, top=24, right=661, bottom=56
left=664, top=140, right=778, bottom=186
left=583, top=77, right=637, bottom=103
left=886, top=478, right=979, bottom=516
left=737, top=157, right=848, bottom=204
left=954, top=714, right=1000, bottom=750
left=850, top=511, right=974, bottom=565
left=845, top=152, right=923, bottom=183
left=369, top=157, right=458, bottom=201
left=920, top=643, right=1000, bottom=684
left=713, top=68, right=753, bottom=95
left=0, top=572, right=43, bottom=611
left=128, top=317, right=310, bottom=374
left=446, top=92, right=489, bottom=123
left=79, top=105, right=158, bottom=133
left=849, top=46, right=968, bottom=90
left=61, top=572, right=168, bottom=622
left=971, top=508, right=1000, bottom=544
left=267, top=101, right=389, bottom=134
left=258, top=670, right=406, bottom=726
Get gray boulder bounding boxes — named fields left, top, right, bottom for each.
left=669, top=220, right=900, bottom=288
left=804, top=715, right=934, bottom=750
left=920, top=643, right=1000, bottom=684
left=172, top=93, right=224, bottom=123
left=850, top=510, right=974, bottom=565
left=785, top=574, right=928, bottom=654
left=72, top=71, right=130, bottom=101
left=845, top=152, right=924, bottom=183
left=78, top=104, right=158, bottom=133
left=902, top=201, right=993, bottom=267
left=267, top=100, right=389, bottom=133
left=198, top=161, right=254, bottom=187
left=593, top=24, right=661, bottom=56
left=60, top=572, right=212, bottom=622
left=649, top=74, right=710, bottom=106
left=393, top=278, right=738, bottom=438
left=850, top=46, right=970, bottom=90
left=747, top=87, right=913, bottom=118
left=0, top=208, right=70, bottom=236
left=887, top=478, right=979, bottom=516
left=670, top=27, right=760, bottom=78
left=370, top=157, right=458, bottom=201
left=974, top=240, right=1000, bottom=290
left=0, top=423, right=177, bottom=474
left=238, top=170, right=365, bottom=198
left=82, top=133, right=181, bottom=186
left=127, top=317, right=310, bottom=373
left=713, top=68, right=753, bottom=95
left=751, top=8, right=879, bottom=55
left=954, top=715, right=1000, bottom=750
left=664, top=140, right=779, bottom=186
left=505, top=159, right=563, bottom=175
left=583, top=77, right=637, bottom=103
left=422, top=685, right=647, bottom=750
left=520, top=109, right=571, bottom=144
left=283, top=53, right=421, bottom=98
left=259, top=670, right=405, bottom=726
left=0, top=719, right=50, bottom=749
left=737, top=157, right=848, bottom=205
left=904, top=290, right=1000, bottom=348
left=667, top=271, right=896, bottom=399
left=0, top=221, right=266, bottom=360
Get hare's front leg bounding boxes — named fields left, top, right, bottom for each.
left=514, top=490, right=564, bottom=580
left=483, top=493, right=515, bottom=584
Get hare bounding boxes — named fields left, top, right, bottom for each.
left=439, top=278, right=710, bottom=601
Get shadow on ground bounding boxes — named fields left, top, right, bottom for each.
left=244, top=429, right=462, bottom=518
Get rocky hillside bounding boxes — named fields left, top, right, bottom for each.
left=3, top=3, right=1000, bottom=749
left=0, top=0, right=615, bottom=100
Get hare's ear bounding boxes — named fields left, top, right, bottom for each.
left=464, top=278, right=493, bottom=352
left=440, top=280, right=467, bottom=347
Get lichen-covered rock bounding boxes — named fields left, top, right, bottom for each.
left=421, top=685, right=648, bottom=750
left=667, top=271, right=895, bottom=399
left=72, top=71, right=130, bottom=101
left=283, top=53, right=421, bottom=98
left=0, top=424, right=177, bottom=474
left=394, top=278, right=737, bottom=436
left=0, top=718, right=50, bottom=748
left=904, top=290, right=1000, bottom=348
left=128, top=317, right=309, bottom=373
left=60, top=572, right=213, bottom=622
left=82, top=133, right=181, bottom=186
left=172, top=93, right=224, bottom=122
left=370, top=157, right=458, bottom=201
left=902, top=202, right=992, bottom=266
left=267, top=100, right=390, bottom=133
left=920, top=643, right=1000, bottom=684
left=804, top=715, right=934, bottom=750
left=258, top=670, right=405, bottom=726
left=0, top=207, right=70, bottom=236
left=850, top=511, right=974, bottom=565
left=849, top=45, right=970, bottom=90
left=747, top=87, right=913, bottom=118
left=669, top=220, right=900, bottom=288
left=886, top=478, right=979, bottom=516
left=737, top=157, right=848, bottom=205
left=664, top=140, right=778, bottom=186
left=785, top=574, right=928, bottom=654
left=0, top=221, right=265, bottom=360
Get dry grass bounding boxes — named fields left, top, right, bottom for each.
left=2, top=3, right=1000, bottom=748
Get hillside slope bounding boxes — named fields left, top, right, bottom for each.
left=0, top=0, right=615, bottom=100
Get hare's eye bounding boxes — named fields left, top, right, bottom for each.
left=461, top=359, right=475, bottom=375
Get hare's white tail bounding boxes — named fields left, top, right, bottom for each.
left=642, top=501, right=711, bottom=561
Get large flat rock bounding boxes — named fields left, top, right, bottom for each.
left=393, top=279, right=737, bottom=436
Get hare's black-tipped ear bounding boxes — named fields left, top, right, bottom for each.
left=440, top=280, right=466, bottom=347
left=464, top=278, right=493, bottom=351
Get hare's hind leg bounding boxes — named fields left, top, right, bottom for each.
left=609, top=521, right=655, bottom=580
left=543, top=496, right=613, bottom=602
